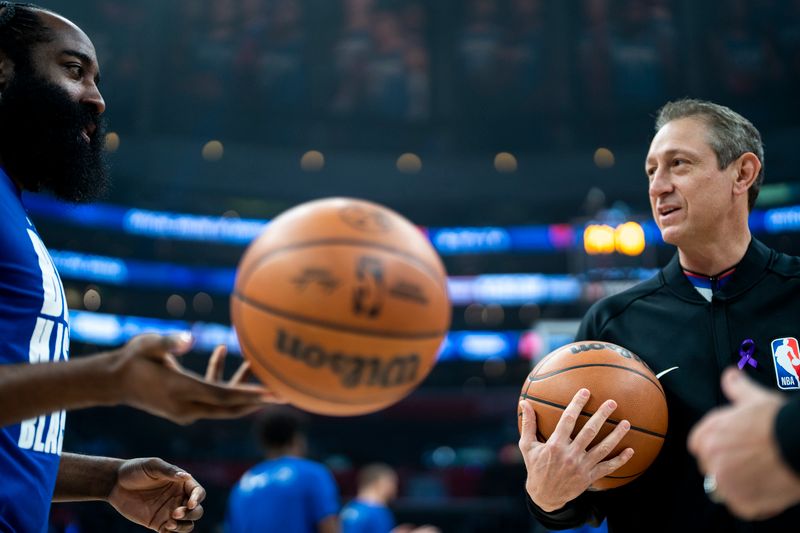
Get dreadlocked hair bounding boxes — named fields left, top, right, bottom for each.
left=0, top=2, right=54, bottom=72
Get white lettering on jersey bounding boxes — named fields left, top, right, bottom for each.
left=53, top=323, right=64, bottom=362
left=29, top=317, right=54, bottom=364
left=18, top=410, right=65, bottom=455
left=57, top=407, right=66, bottom=454
left=18, top=419, right=35, bottom=449
left=43, top=411, right=60, bottom=454
left=32, top=414, right=47, bottom=452
left=16, top=230, right=69, bottom=455
left=27, top=230, right=63, bottom=318
left=62, top=327, right=69, bottom=362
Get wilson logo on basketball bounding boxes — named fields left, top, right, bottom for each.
left=274, top=328, right=420, bottom=388
left=570, top=342, right=644, bottom=363
left=339, top=204, right=393, bottom=233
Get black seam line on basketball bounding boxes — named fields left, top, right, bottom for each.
left=233, top=291, right=447, bottom=340
left=604, top=472, right=643, bottom=479
left=234, top=310, right=418, bottom=406
left=520, top=393, right=666, bottom=439
left=529, top=350, right=560, bottom=379
left=528, top=363, right=666, bottom=400
left=236, top=238, right=446, bottom=293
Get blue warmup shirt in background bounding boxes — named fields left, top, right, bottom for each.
left=0, top=168, right=70, bottom=532
left=341, top=499, right=395, bottom=533
left=225, top=456, right=339, bottom=533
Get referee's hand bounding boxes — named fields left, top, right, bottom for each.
left=518, top=388, right=634, bottom=512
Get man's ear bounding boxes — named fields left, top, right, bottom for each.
left=733, top=152, right=761, bottom=198
left=0, top=49, right=13, bottom=91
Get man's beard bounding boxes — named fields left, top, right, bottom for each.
left=0, top=67, right=109, bottom=203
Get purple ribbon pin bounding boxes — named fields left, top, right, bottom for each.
left=738, top=338, right=757, bottom=369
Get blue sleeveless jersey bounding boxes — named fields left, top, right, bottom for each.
left=225, top=456, right=339, bottom=533
left=0, top=168, right=69, bottom=532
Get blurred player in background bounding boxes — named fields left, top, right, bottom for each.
left=225, top=408, right=340, bottom=533
left=0, top=3, right=274, bottom=531
left=519, top=99, right=800, bottom=531
left=341, top=464, right=398, bottom=533
left=341, top=463, right=440, bottom=533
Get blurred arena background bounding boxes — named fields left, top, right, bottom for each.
left=33, top=0, right=800, bottom=531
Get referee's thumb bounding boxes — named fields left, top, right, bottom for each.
left=721, top=367, right=763, bottom=404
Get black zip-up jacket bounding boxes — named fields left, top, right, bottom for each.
left=529, top=238, right=800, bottom=532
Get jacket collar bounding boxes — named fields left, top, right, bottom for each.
left=661, top=238, right=772, bottom=303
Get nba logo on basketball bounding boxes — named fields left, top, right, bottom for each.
left=771, top=337, right=800, bottom=391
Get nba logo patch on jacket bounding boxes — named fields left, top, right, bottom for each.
left=771, top=337, right=800, bottom=391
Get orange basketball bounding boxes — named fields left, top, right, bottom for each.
left=231, top=198, right=451, bottom=416
left=518, top=341, right=668, bottom=489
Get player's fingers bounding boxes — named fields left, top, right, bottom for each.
left=571, top=399, right=617, bottom=451
left=184, top=403, right=266, bottom=422
left=170, top=520, right=196, bottom=533
left=204, top=345, right=227, bottom=382
left=229, top=359, right=251, bottom=385
left=551, top=388, right=591, bottom=443
left=164, top=353, right=187, bottom=374
left=123, top=333, right=192, bottom=360
left=585, top=419, right=631, bottom=464
left=262, top=390, right=289, bottom=404
left=187, top=482, right=206, bottom=509
left=590, top=447, right=634, bottom=481
left=139, top=457, right=191, bottom=482
left=517, top=401, right=539, bottom=448
left=172, top=505, right=204, bottom=521
left=160, top=332, right=194, bottom=356
left=176, top=376, right=273, bottom=406
left=159, top=519, right=194, bottom=533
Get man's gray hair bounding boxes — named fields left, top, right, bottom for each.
left=655, top=99, right=764, bottom=210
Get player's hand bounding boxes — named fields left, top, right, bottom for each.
left=203, top=344, right=284, bottom=396
left=105, top=334, right=281, bottom=425
left=108, top=457, right=204, bottom=532
left=688, top=368, right=800, bottom=520
left=203, top=344, right=287, bottom=402
left=518, top=388, right=634, bottom=512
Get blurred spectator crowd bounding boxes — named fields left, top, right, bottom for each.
left=66, top=0, right=800, bottom=147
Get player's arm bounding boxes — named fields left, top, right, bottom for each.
left=0, top=334, right=274, bottom=427
left=54, top=453, right=205, bottom=532
left=0, top=350, right=121, bottom=426
left=318, top=515, right=340, bottom=533
left=52, top=452, right=122, bottom=502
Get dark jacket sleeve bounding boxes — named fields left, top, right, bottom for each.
left=524, top=304, right=609, bottom=529
left=527, top=493, right=604, bottom=530
left=775, top=397, right=800, bottom=474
